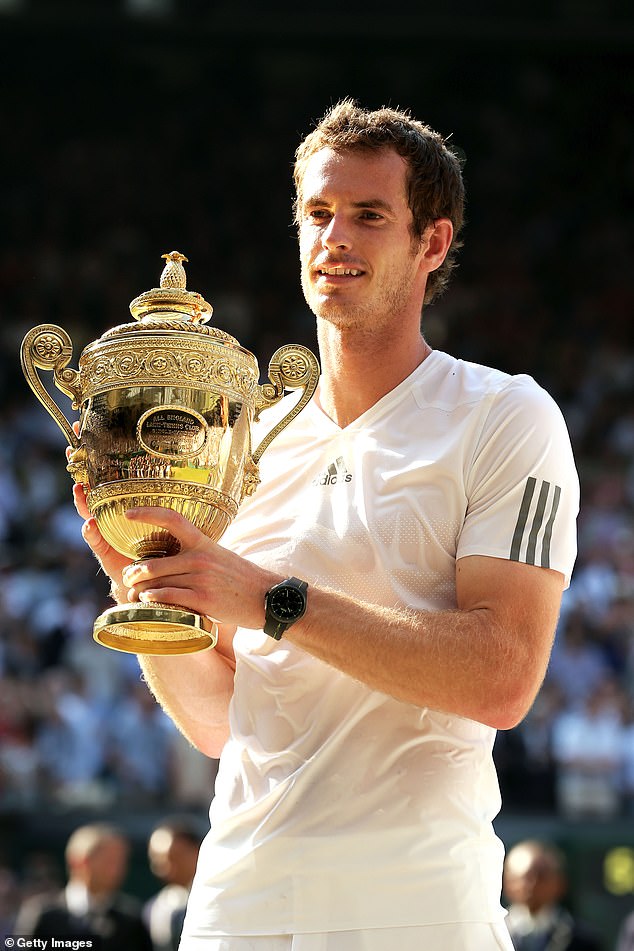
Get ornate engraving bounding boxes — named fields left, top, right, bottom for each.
left=102, top=319, right=238, bottom=344
left=34, top=332, right=64, bottom=362
left=20, top=324, right=81, bottom=444
left=241, top=455, right=261, bottom=499
left=280, top=351, right=312, bottom=383
left=88, top=478, right=239, bottom=518
left=137, top=406, right=208, bottom=460
left=253, top=345, right=320, bottom=463
left=79, top=339, right=258, bottom=401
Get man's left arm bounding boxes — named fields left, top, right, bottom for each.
left=272, top=553, right=564, bottom=730
left=122, top=507, right=564, bottom=730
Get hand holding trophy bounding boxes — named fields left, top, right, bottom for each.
left=20, top=252, right=319, bottom=655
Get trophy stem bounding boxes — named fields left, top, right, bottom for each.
left=93, top=603, right=218, bottom=655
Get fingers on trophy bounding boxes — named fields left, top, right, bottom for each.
left=20, top=251, right=320, bottom=655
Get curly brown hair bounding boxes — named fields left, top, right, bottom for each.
left=293, top=99, right=465, bottom=305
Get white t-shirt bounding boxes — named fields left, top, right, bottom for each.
left=182, top=350, right=579, bottom=940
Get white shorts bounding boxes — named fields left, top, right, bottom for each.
left=178, top=922, right=514, bottom=951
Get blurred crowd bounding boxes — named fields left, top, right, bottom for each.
left=0, top=816, right=204, bottom=949
left=1, top=14, right=634, bottom=825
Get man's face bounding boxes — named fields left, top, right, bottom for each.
left=297, top=147, right=428, bottom=333
left=149, top=829, right=199, bottom=886
left=503, top=846, right=564, bottom=914
left=83, top=837, right=129, bottom=896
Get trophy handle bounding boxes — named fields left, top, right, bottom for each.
left=20, top=324, right=82, bottom=450
left=252, top=344, right=320, bottom=466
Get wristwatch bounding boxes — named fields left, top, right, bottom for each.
left=263, top=577, right=308, bottom=640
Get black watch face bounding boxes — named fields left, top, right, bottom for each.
left=270, top=586, right=305, bottom=621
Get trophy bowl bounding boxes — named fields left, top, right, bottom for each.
left=20, top=252, right=320, bottom=655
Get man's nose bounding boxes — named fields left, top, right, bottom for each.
left=322, top=215, right=352, bottom=251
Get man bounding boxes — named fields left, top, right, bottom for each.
left=74, top=100, right=579, bottom=950
left=14, top=822, right=153, bottom=950
left=503, top=840, right=602, bottom=951
left=144, top=817, right=203, bottom=951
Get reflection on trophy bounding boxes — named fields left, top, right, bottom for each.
left=20, top=252, right=320, bottom=655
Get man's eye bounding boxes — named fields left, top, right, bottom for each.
left=308, top=209, right=330, bottom=221
left=360, top=211, right=382, bottom=220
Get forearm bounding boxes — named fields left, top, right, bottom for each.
left=285, top=558, right=563, bottom=730
left=285, top=590, right=523, bottom=729
left=139, top=647, right=235, bottom=757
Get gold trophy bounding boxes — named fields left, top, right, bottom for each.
left=20, top=252, right=319, bottom=655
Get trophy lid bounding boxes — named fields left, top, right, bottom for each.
left=98, top=251, right=240, bottom=346
left=130, top=251, right=213, bottom=323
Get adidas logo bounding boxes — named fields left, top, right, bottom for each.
left=313, top=456, right=353, bottom=486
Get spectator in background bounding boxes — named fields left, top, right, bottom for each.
left=105, top=681, right=176, bottom=804
left=551, top=676, right=625, bottom=819
left=144, top=817, right=203, bottom=951
left=548, top=610, right=612, bottom=709
left=34, top=669, right=109, bottom=807
left=498, top=680, right=565, bottom=812
left=0, top=676, right=40, bottom=807
left=503, top=839, right=602, bottom=951
left=14, top=822, right=152, bottom=950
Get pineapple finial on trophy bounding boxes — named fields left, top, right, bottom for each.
left=160, top=251, right=189, bottom=289
left=128, top=252, right=212, bottom=325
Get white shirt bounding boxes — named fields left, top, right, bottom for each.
left=183, top=350, right=579, bottom=939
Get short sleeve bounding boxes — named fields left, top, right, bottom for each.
left=457, top=376, right=579, bottom=586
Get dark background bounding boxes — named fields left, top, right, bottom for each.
left=1, top=3, right=633, bottom=948
left=2, top=2, right=632, bottom=393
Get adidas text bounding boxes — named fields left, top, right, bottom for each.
left=313, top=456, right=353, bottom=486
left=317, top=472, right=353, bottom=486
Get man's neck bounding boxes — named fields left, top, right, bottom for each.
left=315, top=322, right=431, bottom=428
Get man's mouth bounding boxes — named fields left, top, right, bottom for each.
left=316, top=266, right=364, bottom=277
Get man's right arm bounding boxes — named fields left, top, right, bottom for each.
left=77, top=492, right=235, bottom=758
left=138, top=647, right=235, bottom=758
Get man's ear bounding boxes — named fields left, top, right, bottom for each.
left=423, top=218, right=453, bottom=272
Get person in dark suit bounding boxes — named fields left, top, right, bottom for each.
left=503, top=839, right=603, bottom=951
left=14, top=822, right=153, bottom=951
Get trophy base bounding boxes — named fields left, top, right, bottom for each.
left=93, top=602, right=218, bottom=655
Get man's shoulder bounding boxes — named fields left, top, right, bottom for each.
left=415, top=350, right=548, bottom=414
left=13, top=891, right=68, bottom=932
left=17, top=889, right=65, bottom=911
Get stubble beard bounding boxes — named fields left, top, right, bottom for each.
left=301, top=263, right=420, bottom=337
